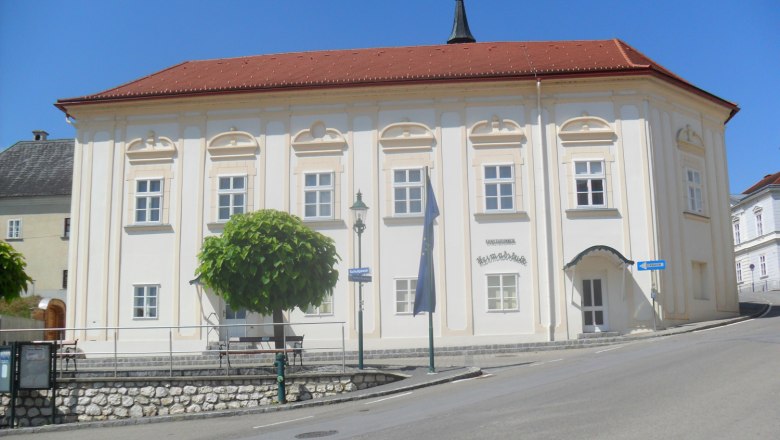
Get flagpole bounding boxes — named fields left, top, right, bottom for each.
left=426, top=166, right=435, bottom=374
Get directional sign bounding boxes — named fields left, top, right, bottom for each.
left=348, top=267, right=371, bottom=276
left=637, top=260, right=666, bottom=271
left=349, top=274, right=372, bottom=283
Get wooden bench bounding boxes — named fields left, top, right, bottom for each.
left=32, top=339, right=78, bottom=371
left=218, top=336, right=304, bottom=368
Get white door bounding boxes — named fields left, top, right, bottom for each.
left=582, top=278, right=608, bottom=332
left=224, top=305, right=247, bottom=340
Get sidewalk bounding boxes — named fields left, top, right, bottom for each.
left=5, top=296, right=773, bottom=435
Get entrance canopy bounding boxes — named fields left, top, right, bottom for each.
left=564, top=245, right=634, bottom=270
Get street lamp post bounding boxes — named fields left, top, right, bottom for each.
left=350, top=191, right=368, bottom=370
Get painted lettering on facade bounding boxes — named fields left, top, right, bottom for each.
left=476, top=251, right=527, bottom=266
left=485, top=239, right=516, bottom=246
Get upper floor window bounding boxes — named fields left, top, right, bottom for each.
left=6, top=219, right=21, bottom=239
left=133, top=285, right=158, bottom=319
left=736, top=262, right=743, bottom=283
left=304, top=172, right=333, bottom=219
left=218, top=176, right=246, bottom=222
left=760, top=255, right=767, bottom=277
left=393, top=169, right=423, bottom=215
left=135, top=179, right=162, bottom=223
left=685, top=168, right=703, bottom=214
left=574, top=161, right=605, bottom=207
left=395, top=278, right=417, bottom=314
left=484, top=165, right=514, bottom=212
left=62, top=270, right=68, bottom=289
left=755, top=212, right=763, bottom=237
left=487, top=274, right=518, bottom=312
left=733, top=221, right=741, bottom=244
left=63, top=217, right=71, bottom=239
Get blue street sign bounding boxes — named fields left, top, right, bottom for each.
left=637, top=260, right=666, bottom=271
left=348, top=267, right=370, bottom=276
left=349, top=274, right=372, bottom=283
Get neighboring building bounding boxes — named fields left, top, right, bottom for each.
left=732, top=172, right=780, bottom=293
left=0, top=130, right=73, bottom=310
left=55, top=5, right=739, bottom=355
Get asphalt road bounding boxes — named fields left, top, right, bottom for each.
left=12, top=292, right=780, bottom=440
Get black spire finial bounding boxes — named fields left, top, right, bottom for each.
left=447, top=0, right=476, bottom=44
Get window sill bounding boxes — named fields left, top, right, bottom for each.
left=474, top=212, right=529, bottom=223
left=486, top=309, right=519, bottom=313
left=124, top=224, right=173, bottom=233
left=383, top=216, right=424, bottom=226
left=302, top=219, right=346, bottom=230
left=683, top=211, right=710, bottom=223
left=132, top=317, right=159, bottom=321
left=206, top=222, right=226, bottom=233
left=5, top=238, right=23, bottom=242
left=565, top=208, right=620, bottom=219
left=61, top=236, right=70, bottom=240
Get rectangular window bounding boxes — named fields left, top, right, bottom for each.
left=395, top=278, right=417, bottom=314
left=218, top=176, right=246, bottom=221
left=133, top=285, right=158, bottom=319
left=304, top=172, right=333, bottom=219
left=6, top=219, right=21, bottom=239
left=736, top=262, right=743, bottom=283
left=733, top=221, right=741, bottom=244
left=63, top=217, right=70, bottom=239
left=305, top=294, right=333, bottom=315
left=62, top=270, right=68, bottom=289
left=685, top=169, right=703, bottom=214
left=574, top=161, right=605, bottom=207
left=486, top=274, right=518, bottom=311
left=484, top=165, right=514, bottom=212
left=760, top=255, right=767, bottom=277
left=393, top=169, right=423, bottom=215
left=135, top=179, right=162, bottom=223
left=756, top=213, right=763, bottom=237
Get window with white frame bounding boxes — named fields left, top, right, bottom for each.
left=484, top=165, right=514, bottom=212
left=305, top=294, right=333, bottom=315
left=63, top=217, right=70, bottom=239
left=135, top=179, right=162, bottom=223
left=218, top=176, right=246, bottom=221
left=733, top=221, right=741, bottom=244
left=755, top=212, right=763, bottom=237
left=574, top=161, right=606, bottom=207
left=304, top=172, right=333, bottom=219
left=133, top=285, right=158, bottom=319
left=760, top=255, right=767, bottom=277
left=393, top=169, right=423, bottom=215
left=6, top=219, right=21, bottom=239
left=685, top=168, right=703, bottom=214
left=736, top=262, right=743, bottom=283
left=486, top=274, right=518, bottom=311
left=395, top=278, right=417, bottom=314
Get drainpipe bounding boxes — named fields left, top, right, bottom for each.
left=537, top=79, right=557, bottom=342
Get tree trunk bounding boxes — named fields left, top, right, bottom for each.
left=272, top=308, right=285, bottom=349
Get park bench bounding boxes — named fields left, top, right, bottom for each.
left=32, top=339, right=78, bottom=371
left=218, top=335, right=304, bottom=368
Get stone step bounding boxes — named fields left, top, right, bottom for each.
left=577, top=332, right=621, bottom=339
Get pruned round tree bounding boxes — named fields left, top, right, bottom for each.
left=0, top=241, right=33, bottom=301
left=196, top=210, right=339, bottom=346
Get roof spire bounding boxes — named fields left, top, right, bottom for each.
left=447, top=0, right=476, bottom=44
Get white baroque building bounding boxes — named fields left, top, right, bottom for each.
left=732, top=172, right=780, bottom=293
left=56, top=37, right=740, bottom=355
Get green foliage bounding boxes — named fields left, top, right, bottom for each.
left=0, top=241, right=33, bottom=301
left=0, top=295, right=42, bottom=318
left=196, top=210, right=340, bottom=316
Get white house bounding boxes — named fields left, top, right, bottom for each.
left=732, top=172, right=780, bottom=293
left=55, top=7, right=740, bottom=355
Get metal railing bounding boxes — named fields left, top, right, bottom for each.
left=0, top=321, right=347, bottom=376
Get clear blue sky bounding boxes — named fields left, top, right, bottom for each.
left=1, top=0, right=777, bottom=193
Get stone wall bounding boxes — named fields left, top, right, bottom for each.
left=1, top=372, right=398, bottom=427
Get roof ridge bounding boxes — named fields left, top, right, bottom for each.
left=612, top=38, right=646, bottom=68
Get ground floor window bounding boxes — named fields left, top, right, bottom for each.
left=133, top=285, right=158, bottom=319
left=305, top=294, right=333, bottom=315
left=395, top=278, right=417, bottom=314
left=487, top=274, right=518, bottom=311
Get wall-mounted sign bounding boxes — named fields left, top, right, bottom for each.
left=486, top=239, right=516, bottom=246
left=18, top=343, right=52, bottom=390
left=0, top=346, right=12, bottom=393
left=476, top=251, right=527, bottom=267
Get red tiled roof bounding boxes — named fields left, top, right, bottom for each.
left=55, top=39, right=737, bottom=116
left=742, top=172, right=780, bottom=195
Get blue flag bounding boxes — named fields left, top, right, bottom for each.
left=414, top=169, right=439, bottom=316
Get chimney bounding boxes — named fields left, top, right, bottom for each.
left=447, top=0, right=476, bottom=44
left=33, top=130, right=49, bottom=141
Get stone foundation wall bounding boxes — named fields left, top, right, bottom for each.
left=1, top=372, right=398, bottom=427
